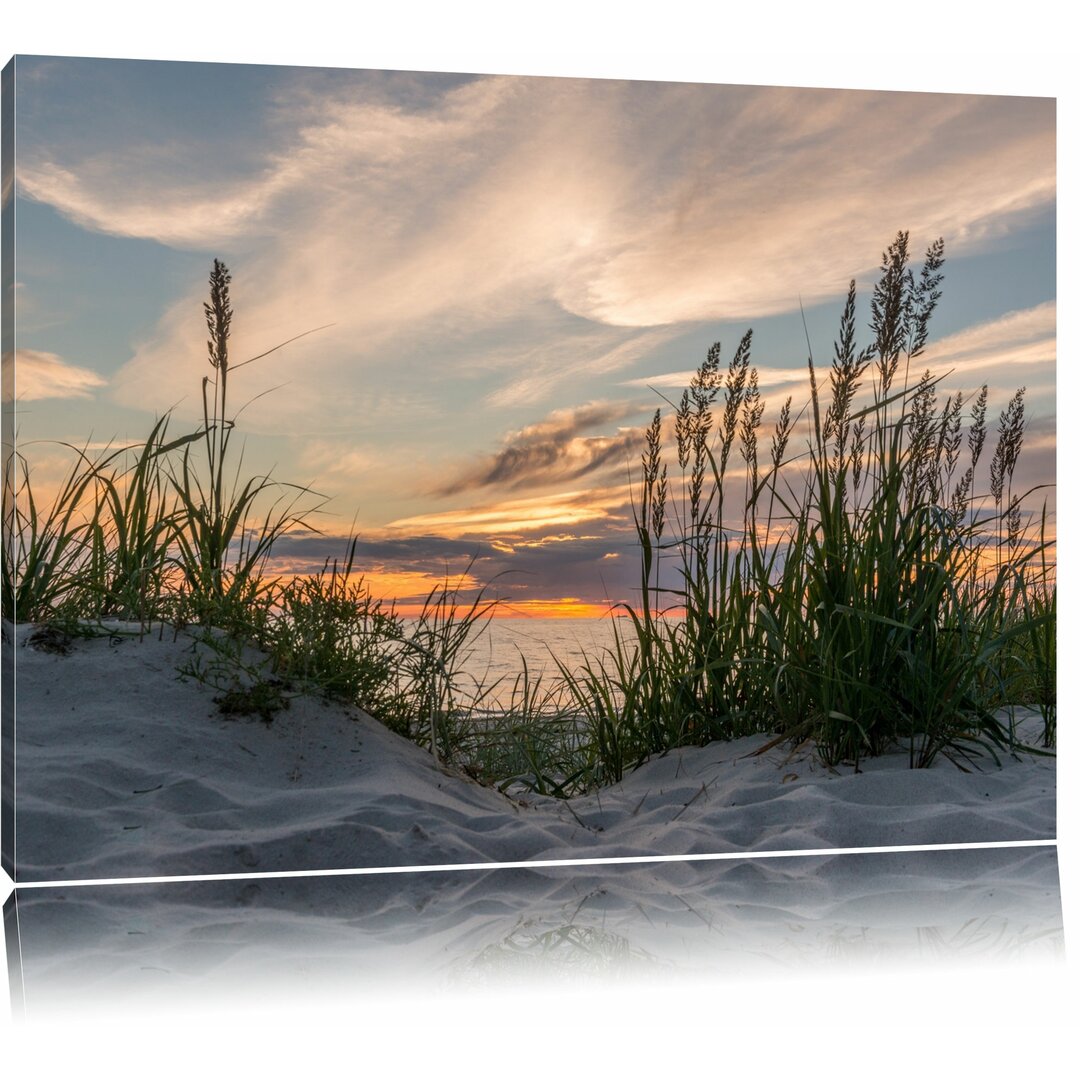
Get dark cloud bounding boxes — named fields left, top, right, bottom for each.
left=268, top=532, right=503, bottom=571
left=267, top=527, right=642, bottom=607
left=438, top=400, right=651, bottom=496
left=489, top=533, right=639, bottom=600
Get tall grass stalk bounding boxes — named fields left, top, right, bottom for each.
left=168, top=259, right=322, bottom=623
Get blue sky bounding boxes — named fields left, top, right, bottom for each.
left=9, top=56, right=1057, bottom=612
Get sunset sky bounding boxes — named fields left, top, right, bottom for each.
left=8, top=56, right=1056, bottom=615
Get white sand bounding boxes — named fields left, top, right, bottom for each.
left=7, top=620, right=1055, bottom=882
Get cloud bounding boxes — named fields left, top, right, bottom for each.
left=550, top=90, right=1055, bottom=327
left=622, top=363, right=808, bottom=393
left=439, top=400, right=650, bottom=495
left=920, top=301, right=1055, bottom=376
left=4, top=349, right=106, bottom=402
left=266, top=531, right=500, bottom=572
left=18, top=74, right=1054, bottom=435
left=481, top=327, right=684, bottom=408
left=17, top=158, right=279, bottom=248
left=262, top=526, right=641, bottom=608
left=386, top=486, right=631, bottom=538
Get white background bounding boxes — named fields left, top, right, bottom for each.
left=1, top=3, right=1076, bottom=1074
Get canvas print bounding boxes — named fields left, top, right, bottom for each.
left=1, top=56, right=1056, bottom=883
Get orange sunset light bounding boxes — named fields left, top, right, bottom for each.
left=384, top=598, right=618, bottom=620
left=496, top=597, right=616, bottom=619
left=386, top=489, right=627, bottom=539
left=346, top=568, right=485, bottom=602
left=264, top=564, right=618, bottom=619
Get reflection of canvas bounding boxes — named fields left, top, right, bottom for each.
left=2, top=57, right=1056, bottom=887
left=6, top=847, right=1064, bottom=1014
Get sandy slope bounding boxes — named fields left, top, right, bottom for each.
left=7, top=621, right=1056, bottom=882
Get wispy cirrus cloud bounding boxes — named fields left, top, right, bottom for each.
left=622, top=363, right=808, bottom=393
left=17, top=74, right=1055, bottom=436
left=921, top=301, right=1055, bottom=376
left=480, top=327, right=685, bottom=408
left=4, top=348, right=106, bottom=402
left=17, top=158, right=280, bottom=248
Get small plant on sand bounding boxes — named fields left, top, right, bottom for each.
left=176, top=626, right=293, bottom=724
left=214, top=678, right=291, bottom=724
left=247, top=540, right=402, bottom=709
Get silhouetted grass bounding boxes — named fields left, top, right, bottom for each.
left=2, top=261, right=496, bottom=761
left=562, top=232, right=1055, bottom=777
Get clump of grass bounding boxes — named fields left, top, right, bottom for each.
left=767, top=234, right=1052, bottom=768
left=88, top=417, right=188, bottom=621
left=466, top=661, right=593, bottom=797
left=573, top=231, right=1054, bottom=774
left=3, top=261, right=499, bottom=768
left=251, top=539, right=406, bottom=722
left=4, top=261, right=322, bottom=630
left=4, top=439, right=107, bottom=623
left=168, top=259, right=324, bottom=626
left=214, top=678, right=291, bottom=725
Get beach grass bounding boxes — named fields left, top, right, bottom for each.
left=3, top=237, right=1055, bottom=796
left=572, top=231, right=1056, bottom=776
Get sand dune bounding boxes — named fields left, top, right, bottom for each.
left=6, top=620, right=1055, bottom=883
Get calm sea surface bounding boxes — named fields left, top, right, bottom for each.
left=402, top=616, right=636, bottom=709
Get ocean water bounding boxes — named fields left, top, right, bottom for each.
left=407, top=616, right=636, bottom=709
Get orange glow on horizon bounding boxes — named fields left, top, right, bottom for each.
left=265, top=564, right=624, bottom=619
left=388, top=598, right=624, bottom=620
left=352, top=568, right=484, bottom=602
left=495, top=598, right=618, bottom=619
